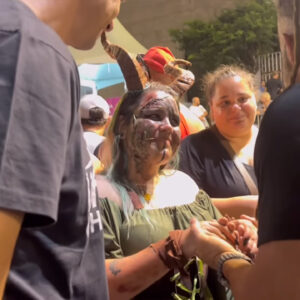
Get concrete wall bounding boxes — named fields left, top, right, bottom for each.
left=118, top=0, right=250, bottom=57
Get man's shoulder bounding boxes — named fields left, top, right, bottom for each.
left=0, top=0, right=73, bottom=64
left=261, top=84, right=300, bottom=136
left=270, top=84, right=300, bottom=113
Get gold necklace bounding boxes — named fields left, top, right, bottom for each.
left=144, top=193, right=152, bottom=203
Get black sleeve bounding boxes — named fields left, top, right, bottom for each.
left=255, top=85, right=300, bottom=246
left=0, top=30, right=73, bottom=226
left=179, top=135, right=205, bottom=189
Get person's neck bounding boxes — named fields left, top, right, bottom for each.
left=218, top=127, right=255, bottom=155
left=19, top=0, right=73, bottom=43
left=83, top=125, right=105, bottom=136
left=127, top=160, right=160, bottom=195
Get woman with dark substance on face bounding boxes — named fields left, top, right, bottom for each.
left=97, top=82, right=226, bottom=299
left=97, top=37, right=258, bottom=299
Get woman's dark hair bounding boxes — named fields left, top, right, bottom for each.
left=81, top=107, right=107, bottom=126
left=108, top=82, right=178, bottom=188
left=203, top=65, right=255, bottom=103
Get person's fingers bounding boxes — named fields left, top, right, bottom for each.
left=227, top=222, right=236, bottom=232
left=211, top=224, right=238, bottom=246
left=190, top=217, right=201, bottom=229
left=239, top=214, right=258, bottom=227
left=237, top=223, right=247, bottom=236
left=201, top=223, right=227, bottom=240
left=207, top=220, right=220, bottom=226
left=238, top=235, right=250, bottom=251
left=218, top=217, right=228, bottom=226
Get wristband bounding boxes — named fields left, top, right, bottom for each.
left=150, top=230, right=188, bottom=275
left=217, top=252, right=252, bottom=288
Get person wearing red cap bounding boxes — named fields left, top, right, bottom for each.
left=140, top=46, right=206, bottom=139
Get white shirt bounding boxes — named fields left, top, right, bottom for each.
left=189, top=105, right=207, bottom=118
left=83, top=131, right=105, bottom=155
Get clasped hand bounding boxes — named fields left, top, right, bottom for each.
left=181, top=216, right=258, bottom=270
left=205, top=215, right=258, bottom=259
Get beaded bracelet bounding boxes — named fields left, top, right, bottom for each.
left=217, top=252, right=253, bottom=288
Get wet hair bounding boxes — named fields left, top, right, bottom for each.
left=203, top=65, right=255, bottom=103
left=81, top=107, right=108, bottom=126
left=108, top=82, right=179, bottom=187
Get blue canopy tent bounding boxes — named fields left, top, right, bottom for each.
left=78, top=63, right=125, bottom=90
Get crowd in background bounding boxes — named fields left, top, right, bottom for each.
left=1, top=0, right=299, bottom=299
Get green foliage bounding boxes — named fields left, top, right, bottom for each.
left=169, top=0, right=279, bottom=101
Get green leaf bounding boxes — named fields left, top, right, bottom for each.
left=169, top=0, right=279, bottom=104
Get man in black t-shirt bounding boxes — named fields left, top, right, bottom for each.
left=0, top=0, right=122, bottom=298
left=183, top=0, right=300, bottom=299
left=266, top=71, right=283, bottom=100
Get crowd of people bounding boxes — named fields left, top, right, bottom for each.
left=0, top=0, right=299, bottom=299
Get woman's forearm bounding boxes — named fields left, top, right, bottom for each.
left=106, top=246, right=169, bottom=300
left=212, top=195, right=258, bottom=218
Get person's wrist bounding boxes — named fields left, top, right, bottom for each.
left=217, top=252, right=253, bottom=288
left=150, top=230, right=189, bottom=274
left=211, top=250, right=240, bottom=270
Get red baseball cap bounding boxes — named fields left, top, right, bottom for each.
left=143, top=47, right=175, bottom=74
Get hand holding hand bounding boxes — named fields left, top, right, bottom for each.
left=181, top=218, right=238, bottom=269
left=218, top=216, right=258, bottom=258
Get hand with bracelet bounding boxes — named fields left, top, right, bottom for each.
left=197, top=216, right=258, bottom=260
left=181, top=219, right=239, bottom=268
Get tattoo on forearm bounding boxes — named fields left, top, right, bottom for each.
left=109, top=261, right=121, bottom=276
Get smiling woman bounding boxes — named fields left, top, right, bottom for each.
left=180, top=65, right=258, bottom=218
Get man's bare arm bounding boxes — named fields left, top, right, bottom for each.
left=0, top=209, right=24, bottom=297
left=222, top=240, right=300, bottom=300
left=189, top=220, right=300, bottom=300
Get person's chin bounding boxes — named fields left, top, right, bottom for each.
left=230, top=117, right=249, bottom=128
left=231, top=124, right=251, bottom=136
left=69, top=34, right=99, bottom=51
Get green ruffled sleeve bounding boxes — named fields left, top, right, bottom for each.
left=100, top=197, right=124, bottom=259
left=196, top=189, right=223, bottom=220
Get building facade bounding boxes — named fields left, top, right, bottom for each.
left=119, top=0, right=251, bottom=57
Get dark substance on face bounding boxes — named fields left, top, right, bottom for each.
left=126, top=93, right=181, bottom=174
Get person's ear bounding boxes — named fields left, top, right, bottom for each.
left=283, top=33, right=295, bottom=66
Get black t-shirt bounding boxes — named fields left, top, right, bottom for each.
left=179, top=129, right=257, bottom=198
left=0, top=0, right=108, bottom=299
left=255, top=84, right=300, bottom=246
left=266, top=77, right=283, bottom=100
